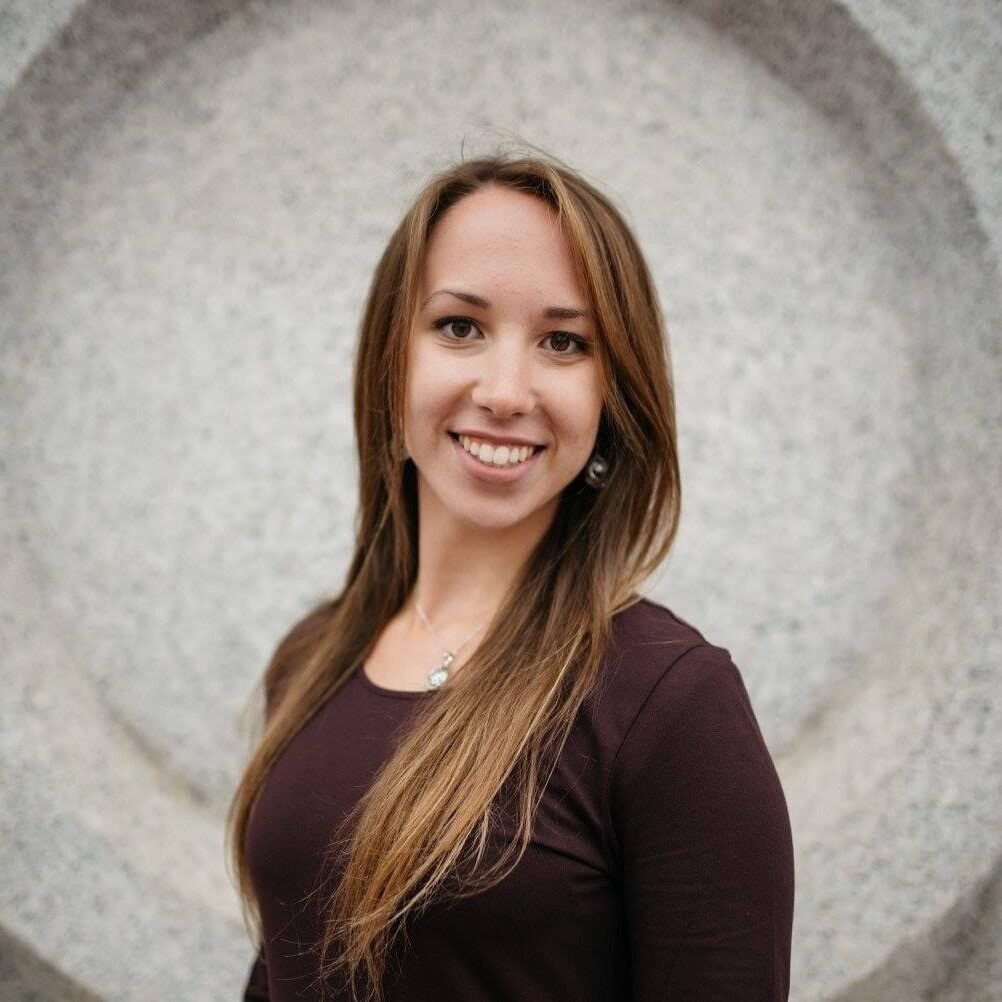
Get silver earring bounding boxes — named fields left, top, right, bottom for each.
left=584, top=452, right=608, bottom=488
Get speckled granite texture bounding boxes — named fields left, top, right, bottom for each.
left=1, top=1, right=999, bottom=999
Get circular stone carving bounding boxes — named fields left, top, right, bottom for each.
left=1, top=1, right=999, bottom=999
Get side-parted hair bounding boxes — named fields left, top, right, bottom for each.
left=225, top=142, right=682, bottom=1002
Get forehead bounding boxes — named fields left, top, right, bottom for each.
left=420, top=187, right=586, bottom=301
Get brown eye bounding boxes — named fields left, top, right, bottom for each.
left=433, top=317, right=482, bottom=341
left=544, top=332, right=590, bottom=356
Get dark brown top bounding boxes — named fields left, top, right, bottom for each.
left=242, top=597, right=795, bottom=1000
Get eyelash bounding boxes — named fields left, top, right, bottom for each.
left=432, top=316, right=592, bottom=357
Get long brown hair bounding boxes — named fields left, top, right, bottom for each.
left=225, top=142, right=682, bottom=1002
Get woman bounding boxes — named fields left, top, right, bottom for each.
left=226, top=147, right=795, bottom=1002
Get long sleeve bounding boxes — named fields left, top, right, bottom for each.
left=610, top=643, right=795, bottom=1000
left=243, top=946, right=270, bottom=1001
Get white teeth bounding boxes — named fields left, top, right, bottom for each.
left=458, top=435, right=537, bottom=467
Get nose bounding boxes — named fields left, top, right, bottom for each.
left=468, top=338, right=535, bottom=417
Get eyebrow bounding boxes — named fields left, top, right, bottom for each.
left=422, top=288, right=592, bottom=321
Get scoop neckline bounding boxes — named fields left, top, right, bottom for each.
left=357, top=663, right=434, bottom=699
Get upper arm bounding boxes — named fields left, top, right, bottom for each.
left=610, top=645, right=795, bottom=1000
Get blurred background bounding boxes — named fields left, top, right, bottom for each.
left=1, top=0, right=1000, bottom=999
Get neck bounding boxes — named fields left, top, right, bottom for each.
left=406, top=480, right=559, bottom=639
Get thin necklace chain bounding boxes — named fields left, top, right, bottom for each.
left=414, top=599, right=488, bottom=690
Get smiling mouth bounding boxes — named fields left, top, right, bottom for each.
left=447, top=432, right=546, bottom=469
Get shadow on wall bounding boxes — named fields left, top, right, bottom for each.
left=0, top=928, right=104, bottom=1002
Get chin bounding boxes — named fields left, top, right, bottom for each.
left=451, top=502, right=536, bottom=533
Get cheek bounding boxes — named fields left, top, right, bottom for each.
left=405, top=384, right=461, bottom=450
left=553, top=379, right=603, bottom=441
left=405, top=346, right=453, bottom=413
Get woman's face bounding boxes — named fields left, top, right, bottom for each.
left=404, top=184, right=603, bottom=534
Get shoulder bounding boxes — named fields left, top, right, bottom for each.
left=602, top=598, right=791, bottom=868
left=599, top=595, right=771, bottom=792
left=599, top=595, right=738, bottom=723
left=262, top=597, right=339, bottom=718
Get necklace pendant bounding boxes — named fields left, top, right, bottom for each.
left=426, top=652, right=455, bottom=691
left=426, top=666, right=449, bottom=690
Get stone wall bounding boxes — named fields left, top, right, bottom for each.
left=1, top=1, right=999, bottom=998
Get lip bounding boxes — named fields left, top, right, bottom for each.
left=448, top=432, right=544, bottom=484
left=449, top=429, right=545, bottom=448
